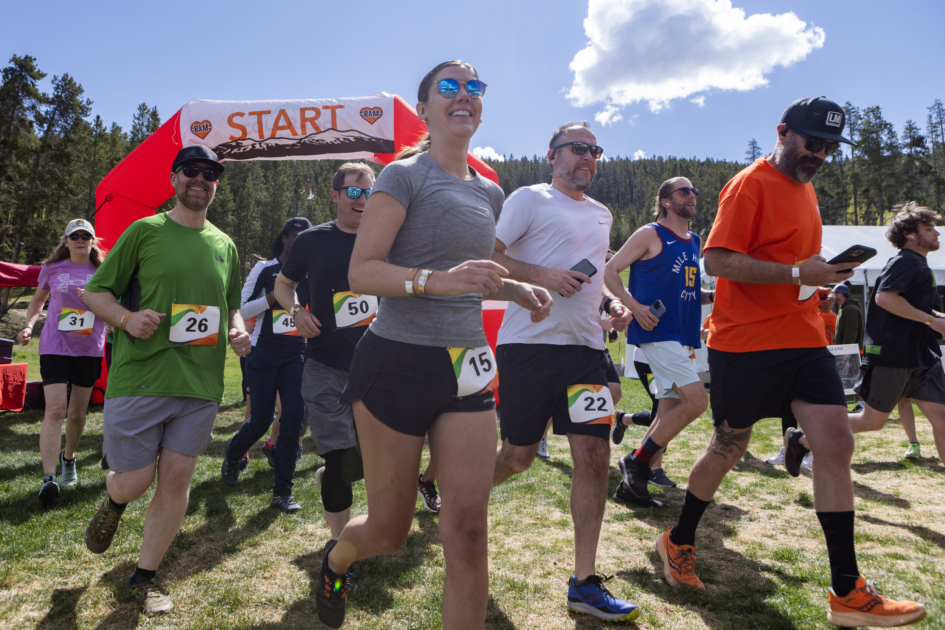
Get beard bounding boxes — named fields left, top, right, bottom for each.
left=671, top=202, right=696, bottom=219
left=176, top=182, right=215, bottom=212
left=559, top=163, right=596, bottom=191
left=775, top=141, right=825, bottom=184
left=917, top=233, right=940, bottom=251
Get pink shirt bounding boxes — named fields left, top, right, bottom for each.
left=37, top=260, right=106, bottom=357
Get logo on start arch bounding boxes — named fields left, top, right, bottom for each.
left=190, top=120, right=212, bottom=139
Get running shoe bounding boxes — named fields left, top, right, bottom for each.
left=262, top=441, right=276, bottom=469
left=59, top=450, right=78, bottom=488
left=346, top=563, right=358, bottom=593
left=801, top=452, right=813, bottom=470
left=851, top=402, right=865, bottom=413
left=271, top=493, right=302, bottom=514
left=566, top=574, right=641, bottom=621
left=221, top=438, right=244, bottom=486
left=827, top=577, right=926, bottom=627
left=783, top=428, right=809, bottom=478
left=537, top=437, right=549, bottom=458
left=649, top=468, right=677, bottom=488
left=618, top=455, right=653, bottom=506
left=316, top=539, right=347, bottom=628
left=904, top=442, right=921, bottom=460
left=613, top=481, right=665, bottom=508
left=417, top=476, right=441, bottom=514
left=612, top=411, right=628, bottom=445
left=765, top=447, right=785, bottom=465
left=85, top=496, right=123, bottom=553
left=655, top=529, right=704, bottom=590
left=38, top=475, right=60, bottom=506
left=128, top=576, right=174, bottom=614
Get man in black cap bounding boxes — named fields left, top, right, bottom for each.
left=653, top=98, right=927, bottom=627
left=81, top=145, right=250, bottom=614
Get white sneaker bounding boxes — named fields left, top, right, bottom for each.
left=537, top=437, right=549, bottom=458
left=765, top=447, right=785, bottom=465
left=800, top=452, right=813, bottom=469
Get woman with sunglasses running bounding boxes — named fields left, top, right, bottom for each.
left=314, top=61, right=552, bottom=630
left=18, top=220, right=107, bottom=506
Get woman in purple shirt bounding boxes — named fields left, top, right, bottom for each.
left=18, top=219, right=107, bottom=506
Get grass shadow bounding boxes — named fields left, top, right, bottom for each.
left=859, top=514, right=945, bottom=550
left=853, top=459, right=944, bottom=475
left=34, top=585, right=87, bottom=630
left=852, top=480, right=911, bottom=509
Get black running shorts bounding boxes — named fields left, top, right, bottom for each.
left=497, top=343, right=613, bottom=446
left=708, top=346, right=846, bottom=429
left=341, top=330, right=496, bottom=437
left=604, top=348, right=621, bottom=384
left=856, top=362, right=945, bottom=414
left=40, top=354, right=102, bottom=388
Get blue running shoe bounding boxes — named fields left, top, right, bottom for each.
left=567, top=574, right=641, bottom=622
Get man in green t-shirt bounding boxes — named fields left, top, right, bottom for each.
left=81, top=145, right=250, bottom=615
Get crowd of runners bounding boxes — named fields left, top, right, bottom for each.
left=17, top=59, right=941, bottom=628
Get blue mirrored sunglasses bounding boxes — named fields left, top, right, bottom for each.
left=437, top=78, right=487, bottom=99
left=335, top=186, right=372, bottom=200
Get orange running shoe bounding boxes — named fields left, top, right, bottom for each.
left=828, top=577, right=926, bottom=627
left=655, top=529, right=705, bottom=590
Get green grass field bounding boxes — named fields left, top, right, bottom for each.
left=1, top=340, right=943, bottom=629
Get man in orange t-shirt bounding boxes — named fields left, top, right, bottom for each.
left=818, top=288, right=838, bottom=344
left=653, top=97, right=927, bottom=628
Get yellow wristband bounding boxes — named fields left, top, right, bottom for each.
left=417, top=269, right=433, bottom=296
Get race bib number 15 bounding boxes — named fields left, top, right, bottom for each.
left=169, top=304, right=220, bottom=346
left=567, top=384, right=615, bottom=425
left=58, top=308, right=95, bottom=335
left=448, top=345, right=497, bottom=397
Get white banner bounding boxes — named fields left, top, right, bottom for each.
left=179, top=94, right=396, bottom=162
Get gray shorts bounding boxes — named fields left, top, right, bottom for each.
left=855, top=362, right=945, bottom=414
left=303, top=358, right=357, bottom=456
left=102, top=396, right=218, bottom=472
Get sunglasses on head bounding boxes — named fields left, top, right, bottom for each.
left=436, top=78, right=487, bottom=99
left=553, top=141, right=604, bottom=159
left=68, top=233, right=93, bottom=241
left=790, top=128, right=841, bottom=157
left=176, top=164, right=220, bottom=182
left=335, top=186, right=372, bottom=200
left=666, top=186, right=700, bottom=198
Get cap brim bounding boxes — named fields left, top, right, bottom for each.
left=65, top=228, right=95, bottom=237
left=805, top=130, right=855, bottom=145
left=176, top=158, right=225, bottom=173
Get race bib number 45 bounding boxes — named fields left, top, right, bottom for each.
left=333, top=292, right=378, bottom=328
left=271, top=310, right=300, bottom=335
left=448, top=345, right=497, bottom=397
left=58, top=308, right=95, bottom=335
left=169, top=304, right=220, bottom=346
left=567, top=384, right=615, bottom=425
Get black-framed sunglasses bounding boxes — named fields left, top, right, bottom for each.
left=553, top=141, right=604, bottom=159
left=437, top=78, right=487, bottom=99
left=790, top=127, right=841, bottom=157
left=175, top=164, right=220, bottom=182
left=335, top=186, right=372, bottom=200
left=68, top=233, right=93, bottom=241
left=664, top=186, right=700, bottom=198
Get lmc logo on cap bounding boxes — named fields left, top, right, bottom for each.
left=826, top=112, right=843, bottom=128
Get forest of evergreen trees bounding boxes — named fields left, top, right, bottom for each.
left=2, top=53, right=944, bottom=291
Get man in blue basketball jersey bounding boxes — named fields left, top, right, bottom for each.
left=604, top=177, right=715, bottom=507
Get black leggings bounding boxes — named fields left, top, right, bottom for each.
left=633, top=361, right=660, bottom=418
left=322, top=448, right=356, bottom=513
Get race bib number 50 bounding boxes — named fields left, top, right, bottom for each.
left=567, top=384, right=615, bottom=425
left=169, top=304, right=220, bottom=346
left=333, top=292, right=378, bottom=328
left=448, top=345, right=497, bottom=397
left=58, top=308, right=95, bottom=335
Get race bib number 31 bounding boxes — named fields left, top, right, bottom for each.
left=448, top=345, right=497, bottom=397
left=567, top=384, right=615, bottom=425
left=271, top=310, right=300, bottom=335
left=169, top=304, right=220, bottom=346
left=58, top=308, right=95, bottom=335
left=333, top=292, right=378, bottom=328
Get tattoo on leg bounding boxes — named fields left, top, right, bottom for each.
left=710, top=421, right=752, bottom=460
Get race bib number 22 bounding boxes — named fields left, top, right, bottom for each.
left=169, top=304, right=220, bottom=345
left=567, top=384, right=615, bottom=425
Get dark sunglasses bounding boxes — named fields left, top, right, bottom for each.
left=553, top=141, right=604, bottom=159
left=335, top=186, right=372, bottom=200
left=176, top=164, right=220, bottom=182
left=665, top=187, right=700, bottom=198
left=791, top=128, right=841, bottom=157
left=437, top=78, right=487, bottom=99
left=68, top=233, right=93, bottom=241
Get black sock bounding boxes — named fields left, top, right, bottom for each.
left=817, top=511, right=859, bottom=597
left=43, top=474, right=56, bottom=482
left=133, top=566, right=156, bottom=584
left=62, top=454, right=75, bottom=463
left=670, top=490, right=711, bottom=546
left=107, top=494, right=127, bottom=513
left=616, top=410, right=626, bottom=426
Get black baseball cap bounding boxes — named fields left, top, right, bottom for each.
left=779, top=96, right=854, bottom=145
left=172, top=145, right=225, bottom=174
left=281, top=217, right=312, bottom=235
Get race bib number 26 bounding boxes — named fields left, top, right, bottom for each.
left=169, top=304, right=220, bottom=346
left=448, top=345, right=497, bottom=397
left=567, top=384, right=615, bottom=425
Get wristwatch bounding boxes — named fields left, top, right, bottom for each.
left=289, top=305, right=303, bottom=317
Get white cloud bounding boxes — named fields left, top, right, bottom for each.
left=632, top=149, right=646, bottom=160
left=567, top=0, right=825, bottom=118
left=472, top=146, right=505, bottom=161
left=690, top=96, right=706, bottom=107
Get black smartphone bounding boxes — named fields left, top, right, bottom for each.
left=650, top=299, right=666, bottom=318
left=570, top=258, right=598, bottom=281
left=826, top=245, right=877, bottom=272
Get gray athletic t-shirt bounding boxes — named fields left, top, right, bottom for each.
left=369, top=152, right=505, bottom=348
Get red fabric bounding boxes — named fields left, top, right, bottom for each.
left=0, top=363, right=28, bottom=411
left=0, top=261, right=41, bottom=288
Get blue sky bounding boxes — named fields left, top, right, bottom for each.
left=4, top=0, right=943, bottom=164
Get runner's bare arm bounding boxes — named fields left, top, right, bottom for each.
left=489, top=281, right=553, bottom=323
left=81, top=289, right=165, bottom=339
left=605, top=227, right=662, bottom=329
left=17, top=288, right=50, bottom=345
left=228, top=309, right=252, bottom=355
left=273, top=272, right=321, bottom=338
left=703, top=247, right=857, bottom=286
left=350, top=192, right=508, bottom=297
left=492, top=238, right=590, bottom=298
left=875, top=290, right=945, bottom=336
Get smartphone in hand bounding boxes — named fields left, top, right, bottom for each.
left=827, top=245, right=876, bottom=273
left=570, top=258, right=597, bottom=281
left=650, top=299, right=666, bottom=318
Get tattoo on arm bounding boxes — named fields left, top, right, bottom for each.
left=710, top=421, right=752, bottom=460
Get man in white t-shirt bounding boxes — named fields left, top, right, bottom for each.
left=490, top=122, right=640, bottom=622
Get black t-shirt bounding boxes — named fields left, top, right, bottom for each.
left=280, top=221, right=365, bottom=371
left=863, top=248, right=941, bottom=368
left=246, top=259, right=309, bottom=352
